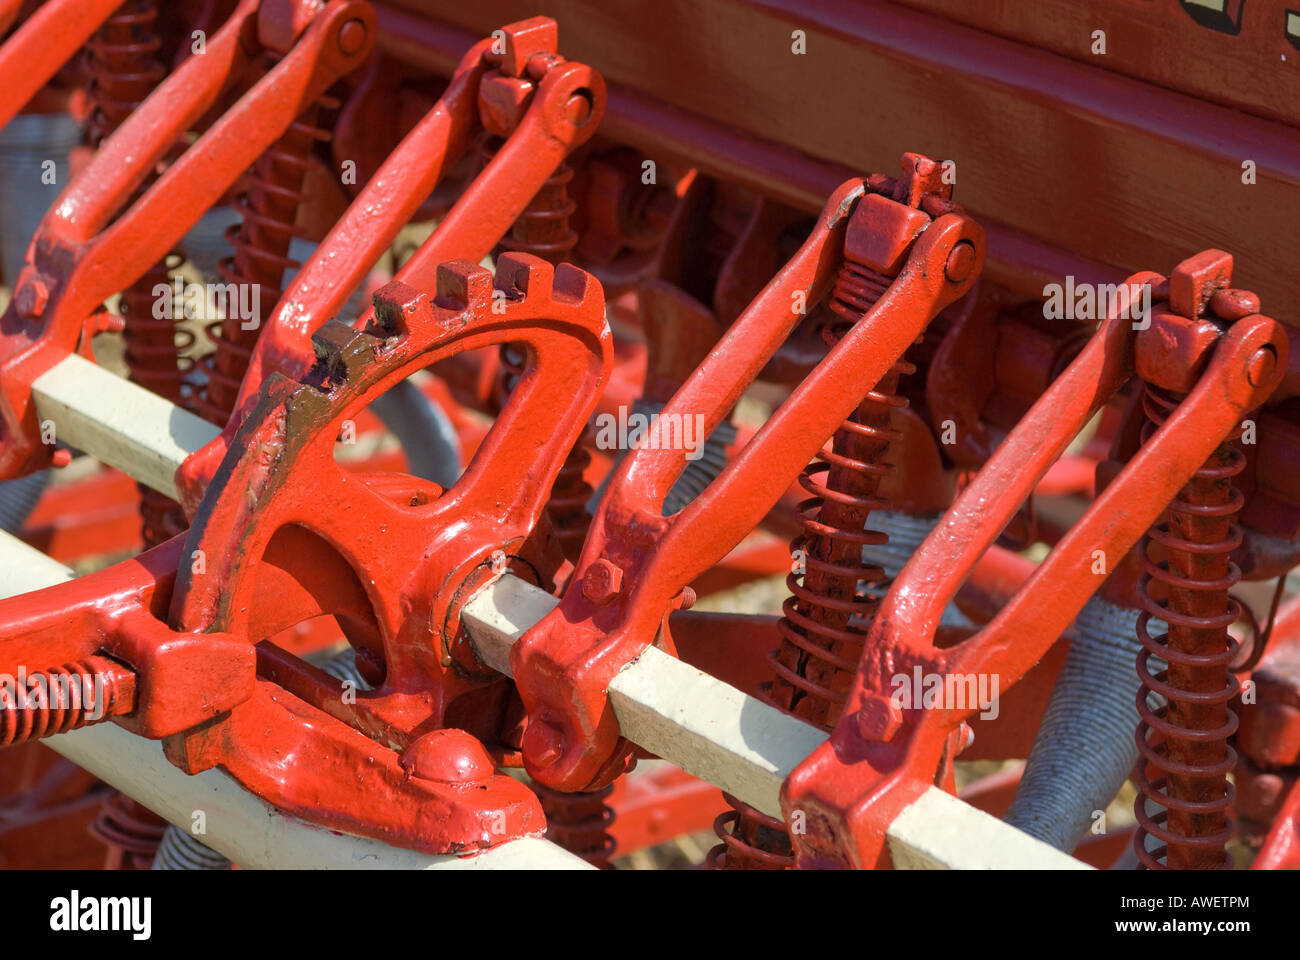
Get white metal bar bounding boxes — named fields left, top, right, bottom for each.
left=31, top=353, right=219, bottom=499
left=1, top=533, right=589, bottom=870
left=462, top=573, right=1092, bottom=870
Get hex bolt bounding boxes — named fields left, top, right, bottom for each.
left=582, top=558, right=623, bottom=605
left=15, top=279, right=49, bottom=319
left=523, top=719, right=565, bottom=767
left=855, top=692, right=903, bottom=742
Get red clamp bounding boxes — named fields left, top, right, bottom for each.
left=0, top=254, right=612, bottom=854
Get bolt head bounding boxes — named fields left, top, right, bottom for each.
left=565, top=91, right=594, bottom=126
left=337, top=18, right=368, bottom=56
left=522, top=719, right=565, bottom=768
left=855, top=693, right=903, bottom=742
left=15, top=279, right=49, bottom=319
left=582, top=558, right=623, bottom=605
left=1209, top=287, right=1261, bottom=322
left=1247, top=347, right=1277, bottom=388
left=944, top=242, right=976, bottom=283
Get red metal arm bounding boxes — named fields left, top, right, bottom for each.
left=0, top=0, right=125, bottom=131
left=0, top=0, right=373, bottom=479
left=510, top=175, right=985, bottom=792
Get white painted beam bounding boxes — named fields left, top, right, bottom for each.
left=3, top=534, right=589, bottom=870
left=888, top=785, right=1091, bottom=870
left=462, top=573, right=1092, bottom=870
left=0, top=529, right=75, bottom=598
left=31, top=354, right=219, bottom=499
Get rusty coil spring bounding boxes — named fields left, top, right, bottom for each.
left=0, top=660, right=125, bottom=747
left=84, top=0, right=191, bottom=544
left=712, top=260, right=908, bottom=869
left=194, top=71, right=337, bottom=426
left=91, top=793, right=167, bottom=870
left=1133, top=385, right=1243, bottom=870
left=82, top=0, right=165, bottom=148
left=531, top=781, right=616, bottom=867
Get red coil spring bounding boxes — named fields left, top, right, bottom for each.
left=195, top=76, right=337, bottom=426
left=483, top=140, right=579, bottom=261
left=706, top=795, right=793, bottom=869
left=90, top=793, right=167, bottom=870
left=84, top=0, right=192, bottom=545
left=0, top=660, right=126, bottom=747
left=82, top=1, right=165, bottom=148
left=712, top=260, right=908, bottom=869
left=1133, top=385, right=1243, bottom=870
left=531, top=782, right=616, bottom=868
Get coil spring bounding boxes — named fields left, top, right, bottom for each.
left=532, top=781, right=616, bottom=868
left=481, top=138, right=579, bottom=262
left=82, top=1, right=165, bottom=149
left=1133, top=385, right=1243, bottom=870
left=91, top=793, right=167, bottom=870
left=706, top=794, right=793, bottom=870
left=0, top=660, right=126, bottom=747
left=195, top=71, right=337, bottom=426
left=712, top=261, right=908, bottom=869
left=769, top=261, right=906, bottom=726
left=84, top=0, right=192, bottom=545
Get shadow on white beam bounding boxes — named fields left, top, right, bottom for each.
left=462, top=573, right=1092, bottom=871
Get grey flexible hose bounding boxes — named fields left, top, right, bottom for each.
left=0, top=470, right=50, bottom=533
left=368, top=378, right=461, bottom=488
left=861, top=510, right=973, bottom=629
left=319, top=645, right=372, bottom=692
left=0, top=115, right=77, bottom=540
left=0, top=113, right=79, bottom=285
left=151, top=825, right=231, bottom=870
left=1003, top=596, right=1164, bottom=853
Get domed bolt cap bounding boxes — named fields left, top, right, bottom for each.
left=401, top=729, right=495, bottom=783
